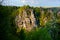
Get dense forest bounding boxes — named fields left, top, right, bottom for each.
left=0, top=5, right=60, bottom=40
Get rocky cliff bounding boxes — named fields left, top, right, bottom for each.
left=15, top=7, right=56, bottom=31
left=15, top=9, right=37, bottom=31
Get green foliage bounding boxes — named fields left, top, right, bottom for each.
left=18, top=28, right=26, bottom=40
left=25, top=27, right=52, bottom=40
left=0, top=5, right=60, bottom=40
left=0, top=6, right=19, bottom=40
left=34, top=7, right=41, bottom=27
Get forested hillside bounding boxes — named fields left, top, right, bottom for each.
left=0, top=5, right=60, bottom=40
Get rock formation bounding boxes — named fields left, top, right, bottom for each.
left=15, top=9, right=37, bottom=31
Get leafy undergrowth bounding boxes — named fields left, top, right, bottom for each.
left=18, top=27, right=52, bottom=40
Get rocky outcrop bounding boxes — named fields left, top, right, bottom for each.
left=15, top=9, right=37, bottom=31
left=40, top=9, right=54, bottom=26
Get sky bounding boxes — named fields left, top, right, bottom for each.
left=1, top=0, right=60, bottom=7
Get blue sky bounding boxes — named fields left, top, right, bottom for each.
left=2, top=0, right=60, bottom=7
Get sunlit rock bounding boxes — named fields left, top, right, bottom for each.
left=15, top=9, right=37, bottom=31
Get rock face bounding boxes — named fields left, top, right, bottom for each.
left=15, top=9, right=36, bottom=31
left=57, top=11, right=60, bottom=18
left=40, top=9, right=54, bottom=26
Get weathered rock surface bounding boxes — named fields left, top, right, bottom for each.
left=15, top=9, right=37, bottom=31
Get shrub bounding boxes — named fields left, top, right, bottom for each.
left=25, top=27, right=52, bottom=40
